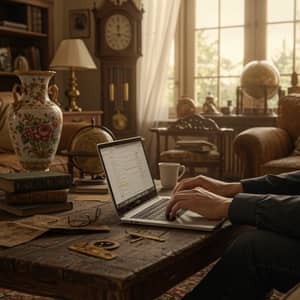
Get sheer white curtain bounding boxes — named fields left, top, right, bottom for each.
left=137, top=0, right=181, bottom=170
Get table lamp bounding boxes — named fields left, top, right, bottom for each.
left=50, top=38, right=97, bottom=112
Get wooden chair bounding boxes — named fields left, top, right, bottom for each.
left=150, top=114, right=233, bottom=178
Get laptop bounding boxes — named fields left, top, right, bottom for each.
left=97, top=137, right=225, bottom=231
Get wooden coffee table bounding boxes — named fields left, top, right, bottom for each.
left=0, top=194, right=248, bottom=300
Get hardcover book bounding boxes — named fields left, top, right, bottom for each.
left=0, top=172, right=72, bottom=193
left=70, top=184, right=109, bottom=194
left=4, top=189, right=68, bottom=205
left=0, top=200, right=73, bottom=217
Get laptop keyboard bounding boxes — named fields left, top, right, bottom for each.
left=132, top=197, right=169, bottom=221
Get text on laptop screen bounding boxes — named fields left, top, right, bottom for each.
left=100, top=140, right=154, bottom=208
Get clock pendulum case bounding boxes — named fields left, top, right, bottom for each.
left=93, top=0, right=143, bottom=138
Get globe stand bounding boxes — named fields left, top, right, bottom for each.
left=236, top=85, right=283, bottom=115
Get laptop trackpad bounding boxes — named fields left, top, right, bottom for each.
left=176, top=210, right=223, bottom=227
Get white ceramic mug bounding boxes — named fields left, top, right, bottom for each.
left=159, top=162, right=186, bottom=189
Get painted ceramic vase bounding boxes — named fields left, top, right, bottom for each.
left=8, top=71, right=62, bottom=171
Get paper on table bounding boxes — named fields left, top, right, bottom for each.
left=17, top=214, right=110, bottom=232
left=0, top=214, right=110, bottom=248
left=0, top=221, right=47, bottom=247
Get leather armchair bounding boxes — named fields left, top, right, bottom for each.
left=234, top=94, right=300, bottom=178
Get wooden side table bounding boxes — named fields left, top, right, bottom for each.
left=63, top=111, right=103, bottom=125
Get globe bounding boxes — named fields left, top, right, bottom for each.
left=240, top=60, right=280, bottom=99
left=69, top=125, right=114, bottom=175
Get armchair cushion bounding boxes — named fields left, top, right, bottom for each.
left=0, top=153, right=69, bottom=174
left=234, top=127, right=294, bottom=178
left=262, top=156, right=300, bottom=175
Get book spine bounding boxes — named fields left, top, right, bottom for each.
left=3, top=201, right=74, bottom=217
left=32, top=7, right=37, bottom=32
left=12, top=176, right=71, bottom=193
left=5, top=189, right=68, bottom=205
left=36, top=8, right=42, bottom=33
left=27, top=5, right=32, bottom=31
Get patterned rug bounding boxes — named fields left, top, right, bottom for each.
left=0, top=263, right=284, bottom=300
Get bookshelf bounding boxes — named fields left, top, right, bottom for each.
left=0, top=0, right=54, bottom=91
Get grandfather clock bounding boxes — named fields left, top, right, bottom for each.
left=93, top=0, right=143, bottom=138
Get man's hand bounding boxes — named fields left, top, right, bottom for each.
left=172, top=175, right=243, bottom=197
left=166, top=187, right=232, bottom=220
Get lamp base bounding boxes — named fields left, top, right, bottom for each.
left=65, top=69, right=82, bottom=112
left=65, top=98, right=82, bottom=112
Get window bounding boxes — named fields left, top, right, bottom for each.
left=194, top=0, right=244, bottom=108
left=166, top=41, right=177, bottom=112
left=267, top=0, right=300, bottom=89
left=166, top=0, right=300, bottom=117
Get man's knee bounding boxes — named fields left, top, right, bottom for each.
left=222, top=230, right=264, bottom=264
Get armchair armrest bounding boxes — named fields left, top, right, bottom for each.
left=234, top=127, right=293, bottom=178
left=57, top=122, right=89, bottom=153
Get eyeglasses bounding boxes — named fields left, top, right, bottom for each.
left=67, top=207, right=102, bottom=227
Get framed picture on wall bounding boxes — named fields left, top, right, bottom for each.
left=69, top=9, right=90, bottom=38
left=0, top=47, right=12, bottom=71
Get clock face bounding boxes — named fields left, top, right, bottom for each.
left=105, top=14, right=132, bottom=51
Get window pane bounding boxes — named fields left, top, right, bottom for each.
left=196, top=0, right=218, bottom=28
left=220, top=28, right=244, bottom=76
left=195, top=30, right=218, bottom=76
left=220, top=0, right=244, bottom=26
left=167, top=79, right=175, bottom=108
left=267, top=23, right=293, bottom=74
left=297, top=23, right=300, bottom=73
left=195, top=78, right=218, bottom=106
left=267, top=0, right=294, bottom=22
left=220, top=77, right=239, bottom=108
left=168, top=42, right=175, bottom=77
left=297, top=0, right=300, bottom=20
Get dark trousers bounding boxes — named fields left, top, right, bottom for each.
left=183, top=230, right=300, bottom=300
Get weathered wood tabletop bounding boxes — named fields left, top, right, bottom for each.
left=0, top=195, right=248, bottom=300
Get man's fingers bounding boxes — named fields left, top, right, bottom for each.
left=166, top=191, right=195, bottom=217
left=172, top=178, right=195, bottom=194
left=170, top=201, right=185, bottom=218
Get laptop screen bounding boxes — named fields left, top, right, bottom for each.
left=98, top=137, right=156, bottom=211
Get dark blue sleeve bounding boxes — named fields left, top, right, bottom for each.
left=229, top=193, right=300, bottom=239
left=241, top=171, right=300, bottom=195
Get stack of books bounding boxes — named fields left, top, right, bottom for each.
left=0, top=172, right=72, bottom=216
left=0, top=20, right=27, bottom=30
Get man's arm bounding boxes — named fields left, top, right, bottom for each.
left=242, top=170, right=300, bottom=195
left=229, top=193, right=300, bottom=239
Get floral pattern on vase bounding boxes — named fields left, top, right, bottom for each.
left=8, top=71, right=62, bottom=171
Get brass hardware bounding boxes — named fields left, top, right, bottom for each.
left=48, top=84, right=59, bottom=104
left=126, top=231, right=166, bottom=243
left=124, top=82, right=129, bottom=102
left=69, top=239, right=119, bottom=260
left=112, top=111, right=128, bottom=130
left=65, top=68, right=82, bottom=112
left=109, top=83, right=115, bottom=101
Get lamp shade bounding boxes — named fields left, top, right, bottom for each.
left=50, top=39, right=97, bottom=70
